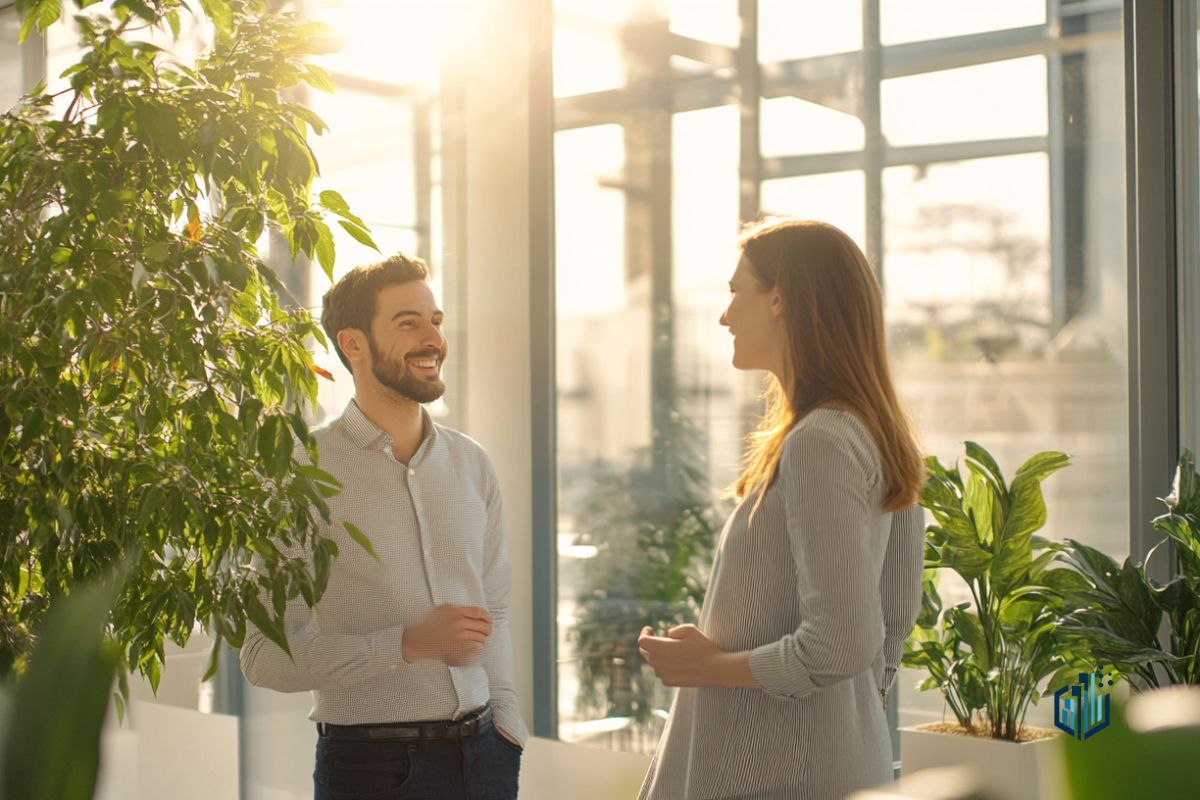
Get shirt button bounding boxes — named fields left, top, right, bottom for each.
left=409, top=469, right=416, bottom=477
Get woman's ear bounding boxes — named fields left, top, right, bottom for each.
left=769, top=288, right=784, bottom=318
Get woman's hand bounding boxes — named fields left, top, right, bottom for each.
left=638, top=624, right=758, bottom=689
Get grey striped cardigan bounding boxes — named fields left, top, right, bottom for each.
left=639, top=409, right=925, bottom=800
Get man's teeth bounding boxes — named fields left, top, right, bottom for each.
left=410, top=358, right=438, bottom=369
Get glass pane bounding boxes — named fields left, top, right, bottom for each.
left=883, top=56, right=1048, bottom=147
left=888, top=30, right=1128, bottom=732
left=554, top=0, right=661, bottom=98
left=0, top=8, right=22, bottom=109
left=762, top=171, right=866, bottom=249
left=552, top=0, right=1128, bottom=761
left=668, top=0, right=738, bottom=48
left=759, top=0, right=860, bottom=62
left=761, top=97, right=864, bottom=157
left=881, top=0, right=1045, bottom=46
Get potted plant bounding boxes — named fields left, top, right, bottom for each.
left=900, top=442, right=1080, bottom=800
left=1056, top=451, right=1200, bottom=689
left=0, top=0, right=374, bottom=698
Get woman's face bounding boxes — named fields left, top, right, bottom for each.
left=719, top=255, right=784, bottom=376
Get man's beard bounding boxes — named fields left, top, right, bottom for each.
left=368, top=335, right=446, bottom=404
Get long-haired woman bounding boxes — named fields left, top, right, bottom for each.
left=637, top=219, right=926, bottom=800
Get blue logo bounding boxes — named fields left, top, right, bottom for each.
left=1054, top=665, right=1116, bottom=740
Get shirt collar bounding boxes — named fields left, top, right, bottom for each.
left=340, top=399, right=436, bottom=451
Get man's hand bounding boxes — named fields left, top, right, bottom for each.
left=638, top=624, right=757, bottom=689
left=402, top=605, right=492, bottom=665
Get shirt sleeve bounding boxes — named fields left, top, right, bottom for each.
left=878, top=502, right=925, bottom=702
left=238, top=542, right=410, bottom=692
left=748, top=422, right=889, bottom=700
left=238, top=443, right=410, bottom=693
left=477, top=456, right=530, bottom=746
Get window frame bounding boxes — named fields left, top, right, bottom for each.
left=532, top=0, right=1188, bottom=752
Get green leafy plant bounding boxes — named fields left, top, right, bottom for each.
left=0, top=569, right=123, bottom=800
left=903, top=442, right=1081, bottom=739
left=1057, top=451, right=1200, bottom=689
left=567, top=410, right=722, bottom=751
left=0, top=1, right=375, bottom=691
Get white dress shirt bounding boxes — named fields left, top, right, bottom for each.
left=240, top=399, right=528, bottom=745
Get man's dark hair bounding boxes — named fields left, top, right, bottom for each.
left=321, top=253, right=430, bottom=371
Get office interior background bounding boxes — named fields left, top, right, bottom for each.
left=1, top=0, right=1197, bottom=797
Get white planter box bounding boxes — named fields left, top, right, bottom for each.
left=899, top=723, right=1061, bottom=800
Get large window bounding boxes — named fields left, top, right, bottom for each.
left=551, top=0, right=1128, bottom=752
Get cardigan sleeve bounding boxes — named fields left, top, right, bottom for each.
left=878, top=503, right=925, bottom=702
left=748, top=420, right=890, bottom=700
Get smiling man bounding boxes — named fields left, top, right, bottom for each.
left=240, top=254, right=527, bottom=800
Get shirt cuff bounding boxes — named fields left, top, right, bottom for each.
left=368, top=626, right=407, bottom=672
left=749, top=639, right=817, bottom=700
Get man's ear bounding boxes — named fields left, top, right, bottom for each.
left=336, top=328, right=367, bottom=367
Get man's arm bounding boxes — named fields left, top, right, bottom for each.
left=238, top=553, right=410, bottom=693
left=476, top=457, right=530, bottom=747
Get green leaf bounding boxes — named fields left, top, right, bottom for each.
left=992, top=478, right=1048, bottom=593
left=202, top=639, right=222, bottom=683
left=964, top=441, right=1008, bottom=497
left=166, top=9, right=181, bottom=40
left=342, top=521, right=379, bottom=560
left=2, top=575, right=120, bottom=800
left=337, top=219, right=380, bottom=252
left=245, top=594, right=290, bottom=658
left=198, top=0, right=233, bottom=33
left=963, top=465, right=995, bottom=545
left=17, top=0, right=62, bottom=44
left=112, top=0, right=156, bottom=23
left=319, top=189, right=351, bottom=214
left=937, top=543, right=993, bottom=581
left=1013, top=450, right=1071, bottom=486
left=303, top=63, right=335, bottom=93
left=945, top=606, right=990, bottom=670
left=314, top=219, right=335, bottom=280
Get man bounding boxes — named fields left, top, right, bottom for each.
left=240, top=254, right=526, bottom=799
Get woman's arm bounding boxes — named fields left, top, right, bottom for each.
left=878, top=503, right=925, bottom=704
left=746, top=420, right=888, bottom=700
left=638, top=416, right=890, bottom=695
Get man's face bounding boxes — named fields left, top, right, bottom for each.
left=365, top=281, right=448, bottom=404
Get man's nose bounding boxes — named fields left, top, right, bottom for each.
left=422, top=325, right=446, bottom=349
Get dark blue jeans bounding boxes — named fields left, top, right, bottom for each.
left=314, top=720, right=521, bottom=800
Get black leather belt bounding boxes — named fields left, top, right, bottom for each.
left=317, top=704, right=492, bottom=741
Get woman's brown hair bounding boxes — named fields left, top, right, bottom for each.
left=734, top=219, right=923, bottom=512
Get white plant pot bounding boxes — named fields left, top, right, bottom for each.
left=899, top=723, right=1061, bottom=800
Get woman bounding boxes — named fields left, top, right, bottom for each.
left=637, top=219, right=925, bottom=800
